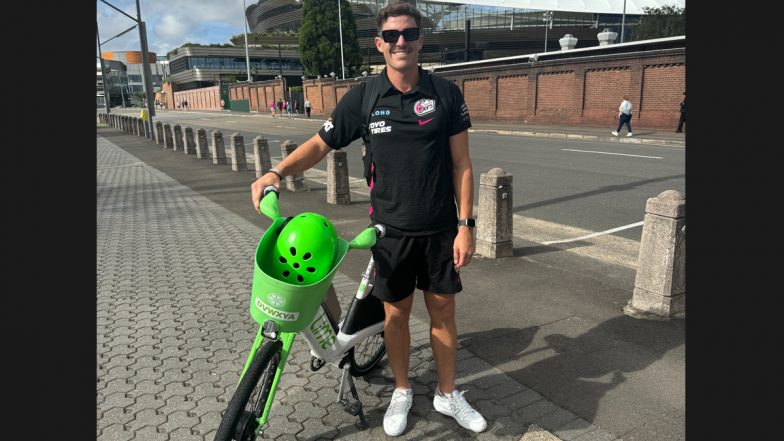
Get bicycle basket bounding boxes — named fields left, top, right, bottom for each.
left=250, top=216, right=349, bottom=332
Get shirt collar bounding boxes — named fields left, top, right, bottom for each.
left=378, top=67, right=436, bottom=98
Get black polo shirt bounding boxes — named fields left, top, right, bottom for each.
left=318, top=68, right=471, bottom=235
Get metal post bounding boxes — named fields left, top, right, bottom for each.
left=136, top=0, right=155, bottom=138
left=96, top=23, right=112, bottom=114
left=242, top=0, right=252, bottom=82
left=621, top=0, right=627, bottom=43
left=338, top=0, right=345, bottom=80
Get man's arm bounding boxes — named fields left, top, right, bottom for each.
left=449, top=129, right=475, bottom=269
left=250, top=133, right=332, bottom=212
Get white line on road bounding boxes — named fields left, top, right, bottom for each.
left=542, top=221, right=644, bottom=245
left=561, top=149, right=663, bottom=159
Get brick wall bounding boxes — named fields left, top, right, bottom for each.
left=174, top=48, right=684, bottom=129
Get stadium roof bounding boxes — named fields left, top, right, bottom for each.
left=430, top=0, right=686, bottom=15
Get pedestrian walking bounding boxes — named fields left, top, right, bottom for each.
left=285, top=100, right=292, bottom=117
left=276, top=98, right=283, bottom=117
left=269, top=100, right=276, bottom=118
left=676, top=92, right=686, bottom=133
left=294, top=100, right=300, bottom=114
left=304, top=98, right=312, bottom=118
left=250, top=2, right=486, bottom=437
left=611, top=95, right=633, bottom=137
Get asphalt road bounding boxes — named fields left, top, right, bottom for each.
left=118, top=108, right=684, bottom=244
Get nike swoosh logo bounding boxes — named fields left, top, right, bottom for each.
left=418, top=118, right=434, bottom=126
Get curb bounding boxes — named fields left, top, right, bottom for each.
left=468, top=128, right=685, bottom=147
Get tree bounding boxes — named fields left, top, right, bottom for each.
left=632, top=6, right=685, bottom=41
left=299, top=0, right=363, bottom=77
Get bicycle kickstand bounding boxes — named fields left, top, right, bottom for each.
left=337, top=364, right=368, bottom=428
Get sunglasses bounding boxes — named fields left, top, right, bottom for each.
left=379, top=27, right=421, bottom=44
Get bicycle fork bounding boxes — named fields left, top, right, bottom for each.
left=239, top=325, right=296, bottom=435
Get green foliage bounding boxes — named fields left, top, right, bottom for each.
left=299, top=0, right=363, bottom=77
left=633, top=6, right=685, bottom=41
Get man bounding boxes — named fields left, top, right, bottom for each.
left=304, top=98, right=312, bottom=118
left=249, top=2, right=486, bottom=436
left=611, top=95, right=633, bottom=137
left=276, top=98, right=283, bottom=117
left=676, top=91, right=686, bottom=133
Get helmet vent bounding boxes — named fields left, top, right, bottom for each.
left=297, top=275, right=304, bottom=283
left=293, top=263, right=300, bottom=269
left=278, top=256, right=287, bottom=263
left=282, top=270, right=290, bottom=277
left=289, top=247, right=297, bottom=256
left=306, top=267, right=316, bottom=273
left=303, top=252, right=312, bottom=260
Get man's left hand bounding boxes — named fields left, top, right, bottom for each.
left=453, top=227, right=475, bottom=269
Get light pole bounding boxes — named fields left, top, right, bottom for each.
left=620, top=0, right=627, bottom=43
left=337, top=0, right=345, bottom=80
left=542, top=11, right=553, bottom=52
left=242, top=0, right=252, bottom=82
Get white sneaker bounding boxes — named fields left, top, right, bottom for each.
left=433, top=388, right=487, bottom=433
left=626, top=132, right=633, bottom=137
left=383, top=388, right=413, bottom=436
left=611, top=130, right=619, bottom=136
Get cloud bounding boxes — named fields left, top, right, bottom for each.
left=97, top=0, right=249, bottom=56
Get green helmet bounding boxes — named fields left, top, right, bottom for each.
left=270, top=212, right=338, bottom=285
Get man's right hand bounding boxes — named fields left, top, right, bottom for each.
left=251, top=171, right=282, bottom=213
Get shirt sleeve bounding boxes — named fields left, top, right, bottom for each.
left=317, top=85, right=364, bottom=149
left=447, top=82, right=472, bottom=136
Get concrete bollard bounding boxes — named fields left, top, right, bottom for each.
left=475, top=168, right=514, bottom=258
left=163, top=123, right=174, bottom=149
left=195, top=128, right=209, bottom=159
left=172, top=124, right=183, bottom=151
left=229, top=133, right=248, bottom=171
left=211, top=130, right=227, bottom=165
left=624, top=190, right=686, bottom=320
left=136, top=118, right=143, bottom=137
left=183, top=127, right=196, bottom=155
left=120, top=116, right=125, bottom=132
left=280, top=140, right=307, bottom=191
left=253, top=136, right=272, bottom=178
left=326, top=150, right=350, bottom=204
left=155, top=121, right=164, bottom=145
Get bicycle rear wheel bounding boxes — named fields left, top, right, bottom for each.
left=214, top=339, right=282, bottom=441
left=349, top=330, right=386, bottom=376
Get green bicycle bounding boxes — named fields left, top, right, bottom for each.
left=213, top=187, right=387, bottom=441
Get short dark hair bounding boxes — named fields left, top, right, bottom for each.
left=376, top=2, right=422, bottom=32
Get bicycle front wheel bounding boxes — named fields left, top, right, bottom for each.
left=214, top=339, right=282, bottom=441
left=349, top=330, right=386, bottom=377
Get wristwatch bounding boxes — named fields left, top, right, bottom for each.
left=457, top=218, right=476, bottom=229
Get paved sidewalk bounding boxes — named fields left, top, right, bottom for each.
left=97, top=131, right=623, bottom=441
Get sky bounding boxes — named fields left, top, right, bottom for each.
left=97, top=0, right=253, bottom=57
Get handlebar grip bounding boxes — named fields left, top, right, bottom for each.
left=373, top=224, right=386, bottom=239
left=263, top=185, right=279, bottom=198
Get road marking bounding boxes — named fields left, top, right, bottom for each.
left=542, top=221, right=644, bottom=245
left=561, top=148, right=662, bottom=159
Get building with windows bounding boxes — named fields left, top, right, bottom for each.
left=166, top=45, right=303, bottom=91
left=244, top=0, right=645, bottom=69
left=99, top=51, right=169, bottom=107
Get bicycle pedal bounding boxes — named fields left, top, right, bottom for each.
left=339, top=398, right=363, bottom=416
left=310, top=356, right=326, bottom=372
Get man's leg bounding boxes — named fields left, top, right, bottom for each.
left=384, top=294, right=414, bottom=389
left=423, top=291, right=457, bottom=394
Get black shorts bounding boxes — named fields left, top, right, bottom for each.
left=370, top=228, right=462, bottom=303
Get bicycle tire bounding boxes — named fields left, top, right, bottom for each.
left=348, top=330, right=386, bottom=377
left=214, top=339, right=282, bottom=441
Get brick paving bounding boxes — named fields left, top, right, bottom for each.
left=97, top=133, right=621, bottom=441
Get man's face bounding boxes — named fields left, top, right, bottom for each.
left=375, top=15, right=422, bottom=74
